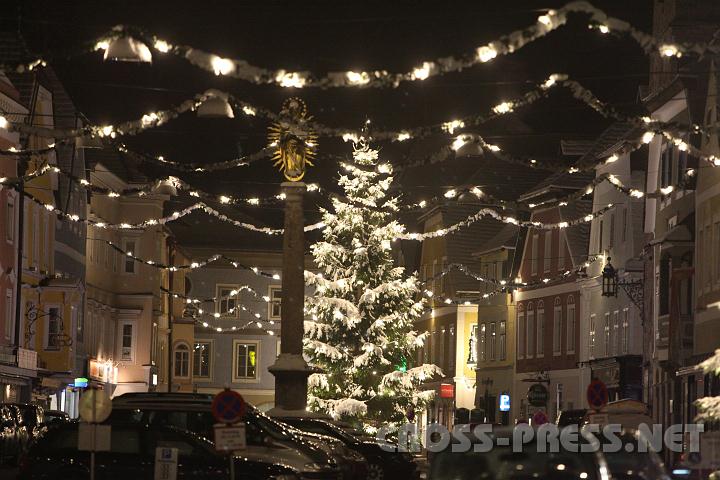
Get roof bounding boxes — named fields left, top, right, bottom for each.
left=559, top=198, right=592, bottom=266
left=576, top=121, right=642, bottom=168
left=84, top=147, right=148, bottom=184
left=518, top=170, right=595, bottom=203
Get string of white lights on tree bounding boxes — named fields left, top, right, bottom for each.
left=5, top=3, right=709, bottom=89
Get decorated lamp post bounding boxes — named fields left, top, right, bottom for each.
left=267, top=99, right=317, bottom=415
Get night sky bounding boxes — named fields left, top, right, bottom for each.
left=4, top=0, right=652, bottom=247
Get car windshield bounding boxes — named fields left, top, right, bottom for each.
left=431, top=444, right=601, bottom=480
left=594, top=433, right=667, bottom=479
left=249, top=410, right=294, bottom=441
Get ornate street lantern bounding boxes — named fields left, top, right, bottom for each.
left=602, top=257, right=618, bottom=297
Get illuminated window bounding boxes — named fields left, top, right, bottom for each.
left=233, top=341, right=259, bottom=381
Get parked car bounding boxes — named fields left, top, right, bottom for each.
left=429, top=426, right=610, bottom=480
left=17, top=420, right=303, bottom=479
left=43, top=410, right=70, bottom=425
left=593, top=429, right=671, bottom=480
left=277, top=416, right=417, bottom=480
left=0, top=404, right=22, bottom=464
left=7, top=404, right=46, bottom=444
left=109, top=392, right=350, bottom=479
left=556, top=408, right=588, bottom=427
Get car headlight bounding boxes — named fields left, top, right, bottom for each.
left=303, top=462, right=333, bottom=472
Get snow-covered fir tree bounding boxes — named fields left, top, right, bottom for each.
left=696, top=349, right=720, bottom=422
left=304, top=141, right=441, bottom=426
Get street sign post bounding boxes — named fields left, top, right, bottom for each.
left=212, top=389, right=247, bottom=480
left=586, top=379, right=609, bottom=410
left=78, top=388, right=113, bottom=480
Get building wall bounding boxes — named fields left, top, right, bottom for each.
left=183, top=254, right=284, bottom=408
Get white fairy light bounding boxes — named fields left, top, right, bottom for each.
left=542, top=278, right=550, bottom=283
left=558, top=222, right=569, bottom=228
left=418, top=200, right=427, bottom=208
left=493, top=101, right=514, bottom=114
left=276, top=71, right=306, bottom=88
left=219, top=195, right=231, bottom=204
left=411, top=62, right=432, bottom=80
left=629, top=189, right=645, bottom=198
left=262, top=295, right=270, bottom=302
left=94, top=40, right=110, bottom=51
left=660, top=44, right=680, bottom=57
left=211, top=56, right=234, bottom=75
left=342, top=132, right=360, bottom=143
left=268, top=330, right=275, bottom=336
left=216, top=327, right=222, bottom=332
left=471, top=187, right=483, bottom=197
left=598, top=25, right=609, bottom=34
left=442, top=120, right=465, bottom=134
left=444, top=189, right=457, bottom=199
left=346, top=71, right=370, bottom=85
left=241, top=105, right=256, bottom=116
left=190, top=262, right=200, bottom=269
left=476, top=45, right=497, bottom=63
left=568, top=167, right=580, bottom=173
left=451, top=135, right=467, bottom=151
left=254, top=313, right=261, bottom=319
left=396, top=132, right=411, bottom=142
left=213, top=312, right=221, bottom=318
left=247, top=198, right=259, bottom=205
left=0, top=116, right=8, bottom=129
left=607, top=174, right=621, bottom=185
left=377, top=163, right=391, bottom=174
left=95, top=222, right=106, bottom=228
left=272, top=274, right=281, bottom=280
left=537, top=12, right=553, bottom=26
left=605, top=154, right=618, bottom=163
left=44, top=204, right=55, bottom=211
left=69, top=214, right=80, bottom=222
left=108, top=192, right=120, bottom=198
left=276, top=192, right=287, bottom=200
left=660, top=185, right=674, bottom=195
left=79, top=179, right=90, bottom=185
left=153, top=39, right=171, bottom=53
left=202, top=322, right=208, bottom=327
left=444, top=298, right=452, bottom=304
left=642, top=131, right=655, bottom=144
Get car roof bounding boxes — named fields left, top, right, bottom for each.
left=112, top=392, right=214, bottom=409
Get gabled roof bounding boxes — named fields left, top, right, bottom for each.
left=576, top=121, right=642, bottom=168
left=559, top=198, right=592, bottom=266
left=518, top=170, right=595, bottom=203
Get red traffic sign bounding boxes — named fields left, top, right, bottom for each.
left=532, top=410, right=548, bottom=426
left=586, top=379, right=609, bottom=410
left=211, top=389, right=247, bottom=424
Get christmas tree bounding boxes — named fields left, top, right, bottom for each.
left=304, top=141, right=441, bottom=427
left=696, top=349, right=720, bottom=422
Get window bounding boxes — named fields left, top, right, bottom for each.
left=589, top=313, right=596, bottom=359
left=46, top=307, right=61, bottom=350
left=706, top=228, right=712, bottom=288
left=32, top=208, right=39, bottom=267
left=622, top=208, right=628, bottom=243
left=567, top=297, right=576, bottom=354
left=553, top=298, right=562, bottom=355
left=716, top=222, right=720, bottom=284
left=517, top=306, right=525, bottom=359
left=544, top=231, right=552, bottom=272
left=479, top=324, right=486, bottom=362
left=449, top=325, right=456, bottom=373
left=439, top=328, right=445, bottom=368
left=499, top=321, right=506, bottom=360
left=622, top=309, right=630, bottom=354
left=216, top=286, right=238, bottom=317
left=174, top=343, right=190, bottom=378
left=531, top=234, right=539, bottom=276
left=612, top=310, right=620, bottom=356
left=557, top=231, right=565, bottom=271
left=120, top=323, right=134, bottom=361
left=489, top=322, right=496, bottom=361
left=4, top=289, right=13, bottom=339
left=268, top=286, right=282, bottom=320
left=526, top=304, right=535, bottom=358
left=123, top=240, right=137, bottom=274
left=537, top=302, right=545, bottom=357
left=598, top=219, right=604, bottom=254
left=6, top=199, right=14, bottom=242
left=469, top=325, right=479, bottom=364
left=603, top=313, right=611, bottom=357
left=76, top=306, right=84, bottom=343
left=233, top=341, right=259, bottom=381
left=608, top=213, right=615, bottom=249
left=193, top=342, right=211, bottom=378
left=661, top=144, right=672, bottom=188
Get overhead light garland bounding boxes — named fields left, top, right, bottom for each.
left=7, top=4, right=712, bottom=88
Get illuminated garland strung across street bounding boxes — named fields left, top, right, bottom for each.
left=6, top=3, right=711, bottom=88
left=95, top=238, right=282, bottom=281
left=17, top=163, right=322, bottom=208
left=159, top=287, right=276, bottom=335
left=395, top=203, right=615, bottom=241
left=0, top=74, right=709, bottom=148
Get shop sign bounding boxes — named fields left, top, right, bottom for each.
left=527, top=384, right=548, bottom=407
left=439, top=383, right=455, bottom=399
